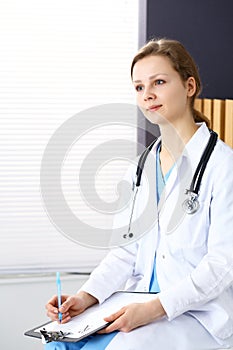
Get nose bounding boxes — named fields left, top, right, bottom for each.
left=143, top=86, right=156, bottom=101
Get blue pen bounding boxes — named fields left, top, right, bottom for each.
left=56, top=272, right=62, bottom=323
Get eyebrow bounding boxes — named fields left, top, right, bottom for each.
left=133, top=73, right=168, bottom=84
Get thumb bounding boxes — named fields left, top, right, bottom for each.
left=60, top=296, right=75, bottom=312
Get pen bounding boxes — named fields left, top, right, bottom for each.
left=56, top=272, right=62, bottom=323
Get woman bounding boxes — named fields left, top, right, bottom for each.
left=45, top=38, right=233, bottom=349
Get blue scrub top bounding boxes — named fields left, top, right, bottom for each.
left=149, top=144, right=174, bottom=293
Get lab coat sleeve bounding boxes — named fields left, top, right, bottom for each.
left=159, top=150, right=233, bottom=320
left=79, top=244, right=138, bottom=304
left=78, top=164, right=139, bottom=304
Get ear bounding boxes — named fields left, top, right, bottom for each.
left=186, top=77, right=196, bottom=97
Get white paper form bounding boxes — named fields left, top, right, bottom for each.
left=36, top=291, right=158, bottom=339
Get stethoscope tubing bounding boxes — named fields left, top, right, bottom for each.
left=190, top=130, right=218, bottom=195
left=125, top=187, right=139, bottom=239
left=124, top=129, right=218, bottom=238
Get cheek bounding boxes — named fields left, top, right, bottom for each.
left=166, top=89, right=188, bottom=114
left=136, top=93, right=144, bottom=107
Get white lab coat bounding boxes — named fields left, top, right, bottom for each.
left=80, top=123, right=233, bottom=348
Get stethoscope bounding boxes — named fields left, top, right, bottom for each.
left=124, top=130, right=218, bottom=239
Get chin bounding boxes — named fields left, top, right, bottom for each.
left=143, top=110, right=168, bottom=125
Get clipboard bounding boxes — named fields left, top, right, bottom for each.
left=24, top=291, right=158, bottom=343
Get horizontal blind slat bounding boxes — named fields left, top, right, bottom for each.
left=0, top=0, right=139, bottom=274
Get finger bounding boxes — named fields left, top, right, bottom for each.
left=102, top=308, right=126, bottom=333
left=46, top=295, right=71, bottom=321
left=59, top=296, right=75, bottom=313
left=46, top=295, right=59, bottom=309
left=46, top=308, right=59, bottom=321
left=46, top=301, right=59, bottom=318
left=102, top=318, right=123, bottom=333
left=46, top=305, right=58, bottom=315
left=58, top=313, right=71, bottom=324
left=47, top=308, right=71, bottom=322
left=104, top=307, right=125, bottom=323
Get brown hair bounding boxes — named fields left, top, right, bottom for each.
left=131, top=38, right=209, bottom=126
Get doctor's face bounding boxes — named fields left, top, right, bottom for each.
left=132, top=55, right=195, bottom=125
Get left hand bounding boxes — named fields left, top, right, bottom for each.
left=99, top=298, right=166, bottom=333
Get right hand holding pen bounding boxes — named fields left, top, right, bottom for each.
left=46, top=294, right=86, bottom=323
left=46, top=292, right=97, bottom=324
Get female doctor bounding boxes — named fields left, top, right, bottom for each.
left=45, top=38, right=233, bottom=349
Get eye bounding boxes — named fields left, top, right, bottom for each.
left=135, top=85, right=144, bottom=92
left=155, top=79, right=165, bottom=85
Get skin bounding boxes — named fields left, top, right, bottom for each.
left=46, top=291, right=98, bottom=324
left=46, top=291, right=166, bottom=332
left=132, top=55, right=198, bottom=175
left=46, top=54, right=198, bottom=333
left=101, top=298, right=165, bottom=333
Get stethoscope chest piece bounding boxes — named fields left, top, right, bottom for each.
left=182, top=130, right=218, bottom=215
left=182, top=191, right=200, bottom=214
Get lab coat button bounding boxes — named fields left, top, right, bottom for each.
left=162, top=254, right=165, bottom=259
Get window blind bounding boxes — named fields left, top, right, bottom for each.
left=0, top=0, right=139, bottom=274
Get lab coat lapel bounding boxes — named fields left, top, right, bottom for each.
left=158, top=157, right=191, bottom=234
left=160, top=164, right=178, bottom=206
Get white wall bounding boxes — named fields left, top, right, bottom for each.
left=0, top=273, right=89, bottom=350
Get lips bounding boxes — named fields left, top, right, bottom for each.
left=147, top=104, right=162, bottom=112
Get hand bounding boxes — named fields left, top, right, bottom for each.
left=45, top=291, right=97, bottom=324
left=100, top=298, right=166, bottom=333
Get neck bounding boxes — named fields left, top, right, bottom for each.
left=158, top=116, right=199, bottom=176
left=159, top=117, right=198, bottom=161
